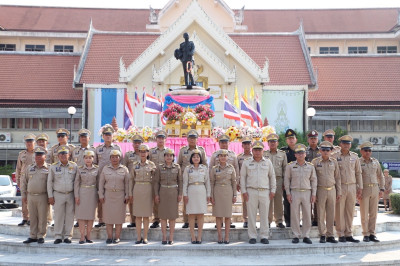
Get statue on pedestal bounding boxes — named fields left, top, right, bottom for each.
left=174, top=32, right=195, bottom=87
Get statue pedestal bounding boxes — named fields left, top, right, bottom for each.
left=169, top=86, right=209, bottom=96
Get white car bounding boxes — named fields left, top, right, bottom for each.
left=392, top=177, right=400, bottom=194
left=0, top=175, right=17, bottom=204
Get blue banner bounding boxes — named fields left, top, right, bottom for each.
left=163, top=95, right=215, bottom=111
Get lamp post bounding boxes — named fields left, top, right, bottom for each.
left=306, top=107, right=316, bottom=131
left=67, top=106, right=76, bottom=144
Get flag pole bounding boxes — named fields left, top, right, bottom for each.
left=142, top=88, right=145, bottom=127
left=134, top=87, right=137, bottom=126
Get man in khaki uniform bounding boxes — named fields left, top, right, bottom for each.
left=306, top=130, right=321, bottom=227
left=332, top=135, right=363, bottom=243
left=149, top=130, right=168, bottom=228
left=21, top=147, right=49, bottom=244
left=241, top=141, right=276, bottom=244
left=359, top=142, right=385, bottom=242
left=264, top=133, right=287, bottom=229
left=47, top=145, right=77, bottom=244
left=323, top=129, right=341, bottom=155
left=237, top=136, right=253, bottom=228
left=311, top=141, right=341, bottom=243
left=123, top=134, right=143, bottom=228
left=177, top=129, right=207, bottom=228
left=209, top=134, right=240, bottom=229
left=284, top=144, right=317, bottom=244
left=95, top=125, right=122, bottom=227
left=16, top=133, right=36, bottom=226
left=47, top=128, right=75, bottom=164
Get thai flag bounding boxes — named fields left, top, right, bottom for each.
left=144, top=93, right=162, bottom=114
left=255, top=94, right=263, bottom=127
left=224, top=95, right=240, bottom=121
left=240, top=96, right=256, bottom=126
left=142, top=87, right=146, bottom=108
left=134, top=87, right=140, bottom=107
left=124, top=90, right=134, bottom=130
left=159, top=93, right=167, bottom=125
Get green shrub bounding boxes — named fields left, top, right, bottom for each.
left=0, top=165, right=14, bottom=176
left=390, top=193, right=400, bottom=214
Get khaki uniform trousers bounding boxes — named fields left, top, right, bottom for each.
left=360, top=186, right=379, bottom=236
left=317, top=187, right=336, bottom=237
left=268, top=177, right=283, bottom=224
left=241, top=194, right=248, bottom=222
left=53, top=191, right=75, bottom=240
left=335, top=184, right=356, bottom=237
left=28, top=194, right=48, bottom=239
left=290, top=190, right=312, bottom=238
left=22, top=198, right=29, bottom=220
left=246, top=188, right=270, bottom=239
left=47, top=204, right=53, bottom=223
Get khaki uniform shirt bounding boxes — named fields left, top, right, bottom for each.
left=263, top=149, right=288, bottom=178
left=384, top=175, right=393, bottom=193
left=311, top=157, right=341, bottom=195
left=95, top=143, right=122, bottom=173
left=98, top=164, right=129, bottom=199
left=177, top=145, right=207, bottom=172
left=74, top=165, right=99, bottom=197
left=123, top=151, right=140, bottom=172
left=284, top=161, right=317, bottom=196
left=154, top=163, right=183, bottom=196
left=71, top=145, right=97, bottom=167
left=240, top=157, right=276, bottom=194
left=129, top=160, right=157, bottom=196
left=182, top=164, right=211, bottom=197
left=210, top=163, right=237, bottom=197
left=237, top=152, right=252, bottom=171
left=306, top=146, right=321, bottom=162
left=47, top=161, right=78, bottom=198
left=149, top=146, right=167, bottom=166
left=209, top=150, right=240, bottom=182
left=21, top=162, right=49, bottom=199
left=332, top=151, right=363, bottom=189
left=359, top=157, right=384, bottom=190
left=15, top=150, right=35, bottom=186
left=47, top=143, right=75, bottom=164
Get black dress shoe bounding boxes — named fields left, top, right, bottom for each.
left=85, top=236, right=93, bottom=243
left=292, top=237, right=299, bottom=244
left=195, top=240, right=202, bottom=244
left=127, top=223, right=136, bottom=228
left=369, top=235, right=380, bottom=242
left=224, top=240, right=230, bottom=244
left=74, top=222, right=79, bottom=227
left=95, top=222, right=105, bottom=228
left=142, top=239, right=148, bottom=244
left=27, top=220, right=30, bottom=226
left=38, top=238, right=45, bottom=244
left=243, top=222, right=248, bottom=228
left=195, top=223, right=198, bottom=228
left=260, top=238, right=269, bottom=244
left=106, top=239, right=113, bottom=244
left=363, top=236, right=370, bottom=242
left=218, top=240, right=223, bottom=244
left=338, top=236, right=346, bottom=243
left=54, top=239, right=62, bottom=244
left=312, top=221, right=318, bottom=226
left=18, top=220, right=28, bottom=226
left=277, top=223, right=285, bottom=229
left=162, top=240, right=167, bottom=245
left=64, top=238, right=72, bottom=244
left=230, top=224, right=236, bottom=228
left=215, top=223, right=223, bottom=228
left=113, top=238, right=120, bottom=244
left=182, top=223, right=189, bottom=228
left=150, top=221, right=160, bottom=228
left=168, top=241, right=173, bottom=245
left=326, top=237, right=338, bottom=243
left=249, top=238, right=256, bottom=244
left=345, top=236, right=360, bottom=243
left=320, top=236, right=326, bottom=243
left=23, top=238, right=37, bottom=244
left=135, top=239, right=143, bottom=244
left=286, top=223, right=291, bottom=228
left=79, top=240, right=85, bottom=244
left=191, top=240, right=197, bottom=244
left=303, top=237, right=312, bottom=244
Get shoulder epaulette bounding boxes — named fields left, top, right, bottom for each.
left=198, top=146, right=205, bottom=150
left=52, top=162, right=58, bottom=165
left=179, top=145, right=188, bottom=150
left=79, top=165, right=83, bottom=168
left=132, top=161, right=139, bottom=164
left=19, top=150, right=25, bottom=155
left=70, top=161, right=77, bottom=165
left=306, top=162, right=313, bottom=165
left=330, top=157, right=337, bottom=161
left=288, top=161, right=295, bottom=165
left=212, top=165, right=219, bottom=169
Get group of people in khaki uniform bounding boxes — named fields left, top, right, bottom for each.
left=18, top=124, right=390, bottom=245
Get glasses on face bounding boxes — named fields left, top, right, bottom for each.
left=363, top=149, right=372, bottom=153
left=320, top=148, right=331, bottom=152
left=57, top=135, right=66, bottom=138
left=325, top=136, right=334, bottom=139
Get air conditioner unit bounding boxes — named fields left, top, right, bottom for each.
left=353, top=138, right=363, bottom=146
left=385, top=136, right=399, bottom=146
left=70, top=133, right=79, bottom=142
left=370, top=136, right=383, bottom=145
left=0, top=132, right=11, bottom=143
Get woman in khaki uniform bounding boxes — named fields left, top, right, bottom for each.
left=183, top=150, right=211, bottom=244
left=98, top=150, right=130, bottom=244
left=74, top=150, right=99, bottom=244
left=154, top=148, right=182, bottom=245
left=130, top=144, right=156, bottom=244
left=210, top=149, right=237, bottom=244
left=383, top=169, right=392, bottom=211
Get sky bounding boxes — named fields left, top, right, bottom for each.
left=0, top=0, right=399, bottom=9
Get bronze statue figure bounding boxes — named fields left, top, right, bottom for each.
left=174, top=32, right=195, bottom=87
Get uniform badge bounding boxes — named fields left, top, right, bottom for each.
left=361, top=164, right=366, bottom=166
left=30, top=167, right=35, bottom=172
left=249, top=164, right=254, bottom=166
left=56, top=167, right=62, bottom=172
left=184, top=150, right=188, bottom=154
left=135, top=165, right=140, bottom=169
left=152, top=150, right=157, bottom=154
left=216, top=168, right=221, bottom=173
left=337, top=158, right=342, bottom=161
left=99, top=148, right=103, bottom=152
left=189, top=169, right=193, bottom=173
left=69, top=166, right=73, bottom=171
left=130, top=153, right=135, bottom=158
left=81, top=172, right=87, bottom=174
left=317, top=164, right=322, bottom=167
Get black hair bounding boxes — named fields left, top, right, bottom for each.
left=189, top=152, right=203, bottom=165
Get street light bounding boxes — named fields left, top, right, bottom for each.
left=67, top=106, right=76, bottom=144
left=306, top=107, right=316, bottom=131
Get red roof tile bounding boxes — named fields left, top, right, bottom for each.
left=309, top=56, right=400, bottom=106
left=0, top=53, right=81, bottom=106
left=79, top=33, right=159, bottom=84
left=242, top=8, right=400, bottom=34
left=0, top=5, right=149, bottom=32
left=230, top=34, right=312, bottom=85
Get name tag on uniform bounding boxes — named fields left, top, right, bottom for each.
left=293, top=166, right=298, bottom=169
left=249, top=164, right=254, bottom=166
left=81, top=171, right=87, bottom=174
left=361, top=164, right=366, bottom=166
left=118, top=170, right=125, bottom=175
left=152, top=150, right=157, bottom=154
left=337, top=158, right=342, bottom=161
left=30, top=167, right=35, bottom=172
left=184, top=150, right=188, bottom=154
left=75, top=151, right=79, bottom=155
left=350, top=158, right=356, bottom=161
left=99, top=148, right=104, bottom=152
left=216, top=168, right=221, bottom=173
left=130, top=153, right=135, bottom=158
left=135, top=165, right=140, bottom=169
left=199, top=169, right=205, bottom=173
left=41, top=169, right=49, bottom=173
left=317, top=164, right=322, bottom=167
left=56, top=167, right=62, bottom=172
left=189, top=169, right=193, bottom=173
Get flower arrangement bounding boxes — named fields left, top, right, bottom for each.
left=252, top=127, right=263, bottom=140
left=261, top=125, right=276, bottom=142
left=126, top=126, right=139, bottom=140
left=212, top=127, right=225, bottom=139
left=194, top=104, right=214, bottom=122
left=225, top=126, right=240, bottom=142
left=182, top=111, right=197, bottom=126
left=114, top=128, right=127, bottom=142
left=98, top=124, right=113, bottom=136
left=141, top=126, right=153, bottom=142
left=163, top=103, right=184, bottom=122
left=239, top=126, right=252, bottom=138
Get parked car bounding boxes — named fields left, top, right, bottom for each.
left=0, top=175, right=17, bottom=204
left=11, top=172, right=20, bottom=196
left=392, top=177, right=400, bottom=194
